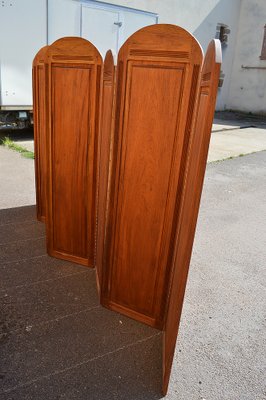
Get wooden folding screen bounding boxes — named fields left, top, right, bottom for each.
left=33, top=26, right=221, bottom=396
left=32, top=45, right=49, bottom=222
left=45, top=37, right=102, bottom=267
left=162, top=39, right=222, bottom=394
left=99, top=25, right=203, bottom=328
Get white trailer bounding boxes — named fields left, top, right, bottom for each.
left=0, top=0, right=157, bottom=129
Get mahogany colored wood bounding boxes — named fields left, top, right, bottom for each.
left=100, top=25, right=203, bottom=329
left=45, top=37, right=102, bottom=267
left=162, top=39, right=222, bottom=395
left=32, top=45, right=49, bottom=222
left=96, top=50, right=116, bottom=292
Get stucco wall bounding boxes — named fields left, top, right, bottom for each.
left=227, top=0, right=266, bottom=114
left=102, top=0, right=241, bottom=110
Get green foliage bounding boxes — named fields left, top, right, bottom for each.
left=0, top=136, right=34, bottom=159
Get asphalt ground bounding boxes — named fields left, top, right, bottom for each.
left=0, top=149, right=265, bottom=399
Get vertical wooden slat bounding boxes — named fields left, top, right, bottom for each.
left=32, top=45, right=49, bottom=222
left=162, top=39, right=222, bottom=395
left=96, top=50, right=116, bottom=292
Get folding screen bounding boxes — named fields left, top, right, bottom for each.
left=45, top=37, right=102, bottom=267
left=33, top=26, right=221, bottom=396
left=32, top=45, right=49, bottom=222
left=99, top=24, right=203, bottom=329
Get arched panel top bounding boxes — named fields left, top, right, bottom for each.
left=46, top=37, right=102, bottom=65
left=103, top=50, right=116, bottom=83
left=33, top=45, right=49, bottom=66
left=118, top=24, right=203, bottom=64
left=206, top=38, right=222, bottom=65
left=200, top=39, right=222, bottom=87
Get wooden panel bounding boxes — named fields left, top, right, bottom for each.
left=96, top=50, right=116, bottom=292
left=162, top=39, right=222, bottom=395
left=101, top=25, right=203, bottom=328
left=32, top=46, right=49, bottom=222
left=45, top=37, right=102, bottom=267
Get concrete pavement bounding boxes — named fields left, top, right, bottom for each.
left=208, top=126, right=266, bottom=162
left=0, top=117, right=266, bottom=399
left=166, top=151, right=266, bottom=400
left=0, top=145, right=35, bottom=209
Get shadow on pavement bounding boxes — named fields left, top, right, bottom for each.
left=0, top=205, right=163, bottom=400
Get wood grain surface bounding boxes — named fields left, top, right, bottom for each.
left=45, top=37, right=102, bottom=267
left=32, top=45, right=49, bottom=222
left=100, top=25, right=203, bottom=329
left=96, top=50, right=116, bottom=293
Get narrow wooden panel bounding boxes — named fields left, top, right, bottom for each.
left=45, top=37, right=102, bottom=267
left=96, top=50, right=116, bottom=292
left=32, top=46, right=49, bottom=222
left=101, top=25, right=203, bottom=328
left=162, top=39, right=222, bottom=395
left=51, top=66, right=91, bottom=259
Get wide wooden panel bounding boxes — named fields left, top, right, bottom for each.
left=45, top=37, right=102, bottom=267
left=162, top=39, right=222, bottom=394
left=101, top=25, right=203, bottom=328
left=110, top=63, right=184, bottom=319
left=32, top=46, right=49, bottom=222
left=96, top=50, right=116, bottom=292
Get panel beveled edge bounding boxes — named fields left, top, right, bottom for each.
left=44, top=37, right=103, bottom=268
left=32, top=45, right=49, bottom=222
left=96, top=49, right=117, bottom=296
left=109, top=61, right=186, bottom=325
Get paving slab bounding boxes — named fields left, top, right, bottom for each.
left=208, top=126, right=266, bottom=162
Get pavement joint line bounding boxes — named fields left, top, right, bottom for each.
left=0, top=218, right=36, bottom=227
left=0, top=254, right=47, bottom=265
left=212, top=127, right=243, bottom=133
left=211, top=124, right=261, bottom=133
left=0, top=305, right=102, bottom=350
left=207, top=149, right=266, bottom=164
left=0, top=269, right=92, bottom=293
left=1, top=332, right=161, bottom=394
left=0, top=235, right=46, bottom=247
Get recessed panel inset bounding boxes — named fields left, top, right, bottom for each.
left=51, top=66, right=91, bottom=259
left=45, top=37, right=102, bottom=267
left=110, top=63, right=184, bottom=318
left=101, top=25, right=203, bottom=329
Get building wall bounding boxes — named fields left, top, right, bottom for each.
left=227, top=0, right=266, bottom=114
left=103, top=0, right=241, bottom=110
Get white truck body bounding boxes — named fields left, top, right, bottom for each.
left=0, top=0, right=157, bottom=110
